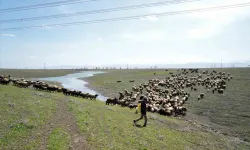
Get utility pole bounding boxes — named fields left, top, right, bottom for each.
left=221, top=59, right=222, bottom=68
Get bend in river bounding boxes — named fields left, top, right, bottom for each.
left=38, top=71, right=107, bottom=101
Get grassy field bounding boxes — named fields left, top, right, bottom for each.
left=48, top=128, right=70, bottom=150
left=1, top=68, right=250, bottom=149
left=1, top=82, right=249, bottom=149
left=86, top=68, right=250, bottom=142
left=68, top=97, right=249, bottom=150
left=0, top=84, right=59, bottom=149
left=0, top=85, right=88, bottom=150
left=0, top=69, right=79, bottom=78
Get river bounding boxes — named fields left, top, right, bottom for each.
left=38, top=71, right=107, bottom=101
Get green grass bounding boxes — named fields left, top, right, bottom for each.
left=48, top=128, right=70, bottom=150
left=185, top=68, right=250, bottom=142
left=68, top=97, right=249, bottom=150
left=86, top=68, right=250, bottom=142
left=0, top=69, right=79, bottom=78
left=1, top=68, right=250, bottom=149
left=0, top=84, right=60, bottom=150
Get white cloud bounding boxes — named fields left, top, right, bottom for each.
left=146, top=0, right=250, bottom=39
left=183, top=0, right=250, bottom=39
left=42, top=26, right=53, bottom=30
left=0, top=34, right=16, bottom=37
left=187, top=23, right=218, bottom=39
left=38, top=25, right=53, bottom=30
left=28, top=56, right=37, bottom=59
left=140, top=15, right=159, bottom=21
left=56, top=5, right=72, bottom=13
left=119, top=52, right=213, bottom=65
left=122, top=30, right=166, bottom=42
left=97, top=37, right=103, bottom=42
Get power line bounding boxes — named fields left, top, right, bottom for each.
left=1, top=2, right=250, bottom=31
left=0, top=0, right=99, bottom=13
left=0, top=0, right=200, bottom=24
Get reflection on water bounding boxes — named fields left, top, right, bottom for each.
left=38, top=71, right=107, bottom=101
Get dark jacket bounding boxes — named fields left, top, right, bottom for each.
left=140, top=99, right=147, bottom=114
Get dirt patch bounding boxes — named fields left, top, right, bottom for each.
left=38, top=97, right=90, bottom=150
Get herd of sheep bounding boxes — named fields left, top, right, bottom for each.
left=1, top=69, right=233, bottom=117
left=106, top=69, right=233, bottom=117
left=0, top=75, right=98, bottom=100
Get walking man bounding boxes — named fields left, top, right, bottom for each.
left=133, top=96, right=147, bottom=127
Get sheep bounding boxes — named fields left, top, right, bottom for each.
left=119, top=92, right=125, bottom=100
left=200, top=93, right=205, bottom=99
left=47, top=85, right=59, bottom=92
left=124, top=89, right=129, bottom=95
left=62, top=88, right=72, bottom=95
left=0, top=76, right=12, bottom=85
left=88, top=94, right=98, bottom=100
left=218, top=89, right=224, bottom=94
left=106, top=97, right=118, bottom=105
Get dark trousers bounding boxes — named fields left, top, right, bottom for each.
left=134, top=113, right=147, bottom=126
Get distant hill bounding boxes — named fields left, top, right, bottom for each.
left=2, top=61, right=249, bottom=69
left=46, top=61, right=250, bottom=69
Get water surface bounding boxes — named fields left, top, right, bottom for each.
left=38, top=71, right=107, bottom=101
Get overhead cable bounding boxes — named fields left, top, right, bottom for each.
left=1, top=2, right=250, bottom=31
left=0, top=0, right=200, bottom=24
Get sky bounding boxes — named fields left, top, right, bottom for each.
left=0, top=0, right=250, bottom=69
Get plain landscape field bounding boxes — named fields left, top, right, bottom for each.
left=0, top=68, right=250, bottom=150
left=85, top=68, right=250, bottom=142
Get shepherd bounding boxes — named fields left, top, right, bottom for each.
left=133, top=96, right=148, bottom=127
